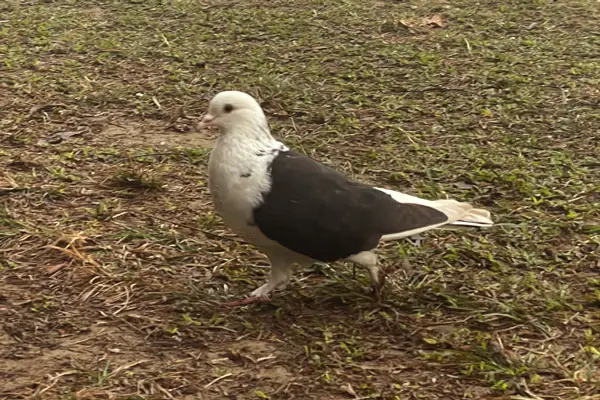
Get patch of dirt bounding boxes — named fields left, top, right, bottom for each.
left=95, top=120, right=214, bottom=148
left=83, top=7, right=106, bottom=21
left=0, top=323, right=148, bottom=396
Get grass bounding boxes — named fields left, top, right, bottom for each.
left=1, top=0, right=599, bottom=399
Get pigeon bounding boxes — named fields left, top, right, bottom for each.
left=197, top=90, right=493, bottom=305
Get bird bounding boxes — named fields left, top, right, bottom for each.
left=196, top=90, right=494, bottom=306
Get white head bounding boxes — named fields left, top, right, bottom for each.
left=197, top=91, right=269, bottom=134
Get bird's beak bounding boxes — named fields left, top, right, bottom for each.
left=196, top=113, right=215, bottom=131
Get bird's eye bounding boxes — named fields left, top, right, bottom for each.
left=223, top=104, right=234, bottom=113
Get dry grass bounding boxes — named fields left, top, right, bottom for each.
left=1, top=0, right=599, bottom=399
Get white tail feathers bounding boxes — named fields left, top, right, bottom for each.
left=375, top=187, right=494, bottom=242
left=449, top=207, right=493, bottom=227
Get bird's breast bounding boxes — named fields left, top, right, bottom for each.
left=207, top=142, right=274, bottom=243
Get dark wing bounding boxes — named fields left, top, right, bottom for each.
left=252, top=150, right=448, bottom=262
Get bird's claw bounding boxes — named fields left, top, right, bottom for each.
left=371, top=270, right=387, bottom=303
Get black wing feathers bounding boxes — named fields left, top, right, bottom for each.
left=252, top=150, right=447, bottom=262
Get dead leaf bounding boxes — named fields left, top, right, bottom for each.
left=453, top=181, right=475, bottom=190
left=399, top=19, right=412, bottom=27
left=340, top=382, right=358, bottom=398
left=425, top=14, right=445, bottom=28
left=46, top=129, right=87, bottom=144
left=46, top=263, right=67, bottom=274
left=26, top=103, right=67, bottom=119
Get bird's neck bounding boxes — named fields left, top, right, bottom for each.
left=219, top=119, right=276, bottom=148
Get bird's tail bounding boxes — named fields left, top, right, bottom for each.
left=428, top=199, right=494, bottom=228
left=374, top=187, right=493, bottom=241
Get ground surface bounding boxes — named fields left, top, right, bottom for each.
left=1, top=0, right=599, bottom=399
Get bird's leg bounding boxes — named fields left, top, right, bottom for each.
left=366, top=264, right=386, bottom=302
left=370, top=267, right=386, bottom=303
left=346, top=251, right=386, bottom=300
left=225, top=253, right=292, bottom=307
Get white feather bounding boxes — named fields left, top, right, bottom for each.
left=374, top=187, right=493, bottom=241
left=208, top=122, right=287, bottom=248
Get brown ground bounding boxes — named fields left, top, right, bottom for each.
left=1, top=0, right=599, bottom=399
